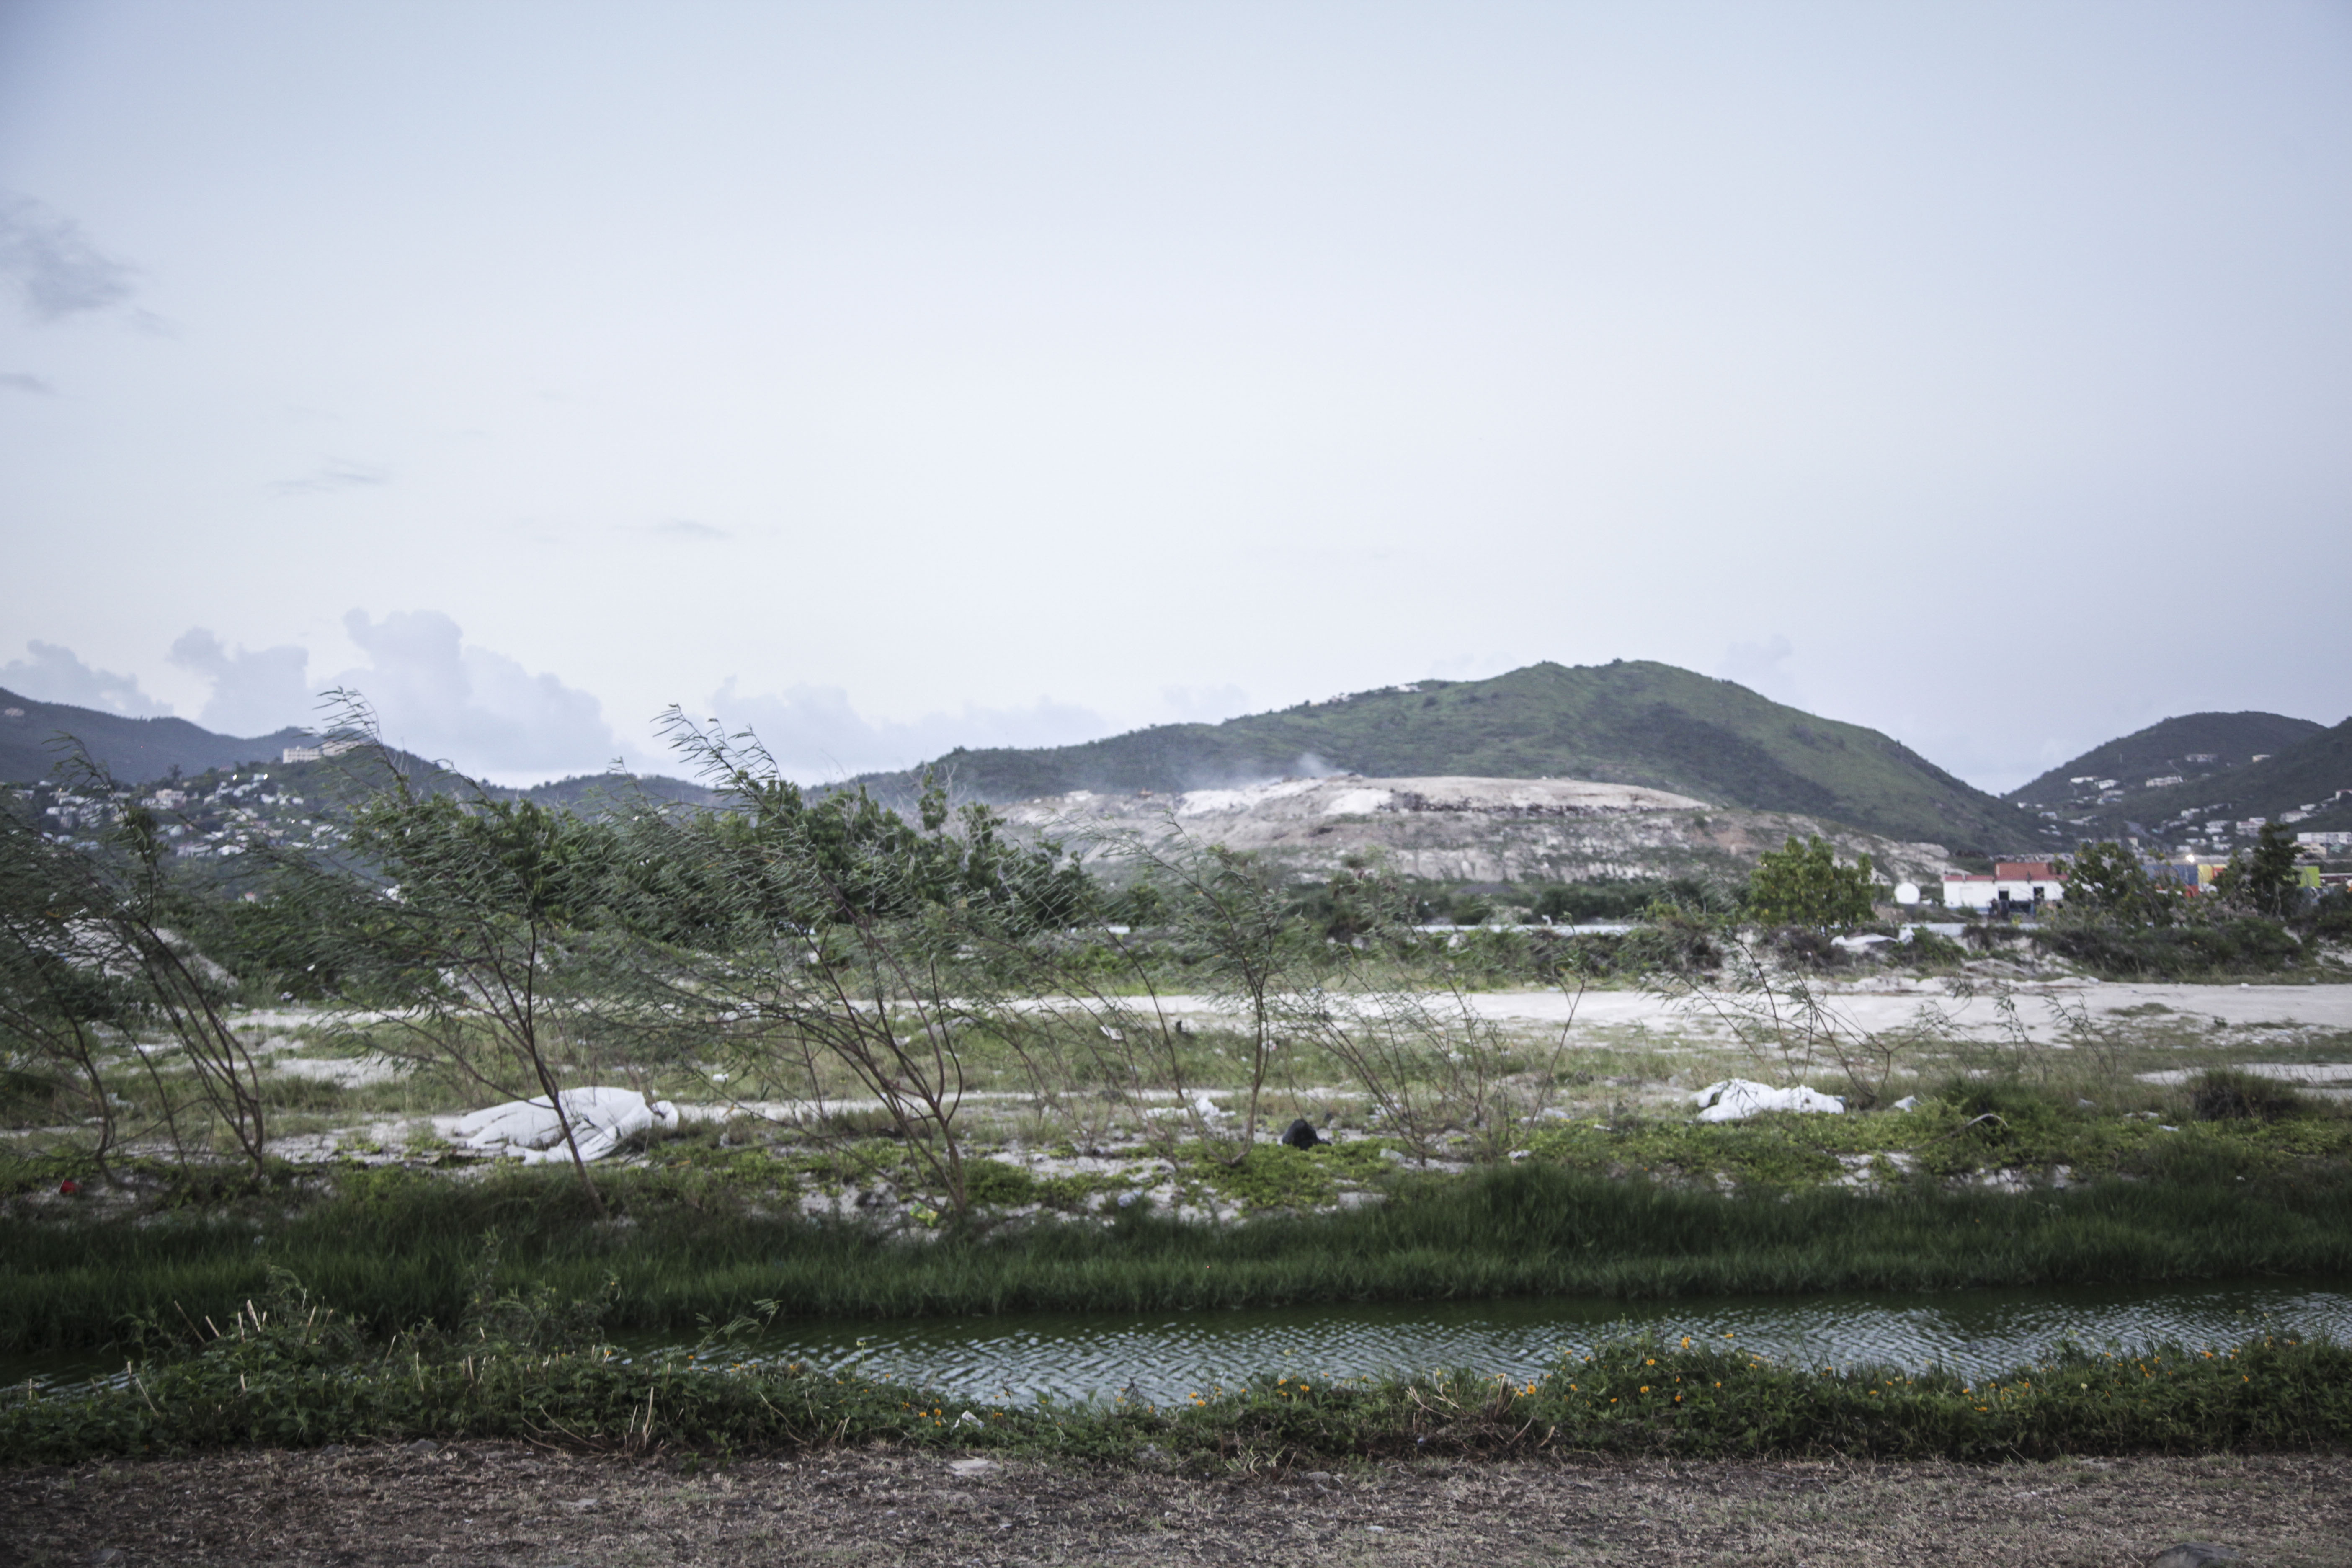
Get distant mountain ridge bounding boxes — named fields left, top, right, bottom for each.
left=2048, top=717, right=2352, bottom=846
left=2004, top=712, right=2325, bottom=812
left=0, top=686, right=307, bottom=787
left=845, top=660, right=2034, bottom=854
left=0, top=687, right=712, bottom=810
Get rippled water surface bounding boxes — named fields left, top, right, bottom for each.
left=12, top=1283, right=2349, bottom=1406
left=725, top=1282, right=2352, bottom=1406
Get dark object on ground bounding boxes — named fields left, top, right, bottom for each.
left=1280, top=1119, right=1321, bottom=1150
left=2149, top=1545, right=2243, bottom=1568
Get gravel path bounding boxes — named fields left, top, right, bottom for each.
left=6, top=1443, right=2350, bottom=1566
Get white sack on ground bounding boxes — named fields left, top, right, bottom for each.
left=449, top=1087, right=678, bottom=1163
left=1689, top=1079, right=1845, bottom=1122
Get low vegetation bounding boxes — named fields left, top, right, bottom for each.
left=7, top=1153, right=2352, bottom=1359
left=3, top=1265, right=2345, bottom=1465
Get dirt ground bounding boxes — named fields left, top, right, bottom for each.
left=5, top=1444, right=2349, bottom=1568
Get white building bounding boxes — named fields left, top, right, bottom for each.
left=1941, top=861, right=2066, bottom=911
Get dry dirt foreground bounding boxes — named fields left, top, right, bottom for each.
left=6, top=1444, right=2351, bottom=1568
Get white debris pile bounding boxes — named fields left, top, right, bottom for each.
left=1689, top=1079, right=1846, bottom=1123
left=448, top=1087, right=679, bottom=1163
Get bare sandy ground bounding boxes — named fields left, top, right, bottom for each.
left=1094, top=983, right=2352, bottom=1045
left=6, top=1443, right=2349, bottom=1567
left=1498, top=980, right=2352, bottom=1044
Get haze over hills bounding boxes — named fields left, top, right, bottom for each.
left=851, top=661, right=2033, bottom=854
left=2004, top=712, right=2326, bottom=813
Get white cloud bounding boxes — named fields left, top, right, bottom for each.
left=334, top=610, right=637, bottom=783
left=705, top=678, right=1110, bottom=783
left=0, top=640, right=172, bottom=717
left=169, top=628, right=314, bottom=735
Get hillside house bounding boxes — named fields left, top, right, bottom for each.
left=1941, top=861, right=2065, bottom=912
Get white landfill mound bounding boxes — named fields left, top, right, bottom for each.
left=1001, top=774, right=1956, bottom=886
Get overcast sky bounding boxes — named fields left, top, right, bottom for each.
left=2, top=1, right=2347, bottom=789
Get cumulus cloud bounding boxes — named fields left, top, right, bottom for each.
left=0, top=193, right=137, bottom=322
left=169, top=629, right=315, bottom=736
left=0, top=640, right=173, bottom=716
left=334, top=610, right=635, bottom=782
left=705, top=679, right=1110, bottom=782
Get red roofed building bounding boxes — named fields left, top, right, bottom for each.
left=1942, top=861, right=2065, bottom=912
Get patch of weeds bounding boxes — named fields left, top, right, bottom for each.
left=1181, top=1142, right=1349, bottom=1212
left=2029, top=918, right=2311, bottom=980
left=2189, top=1069, right=2323, bottom=1124
left=1030, top=1168, right=1128, bottom=1212
left=958, top=1157, right=1040, bottom=1208
left=0, top=1150, right=90, bottom=1197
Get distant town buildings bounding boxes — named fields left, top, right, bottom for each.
left=279, top=738, right=362, bottom=764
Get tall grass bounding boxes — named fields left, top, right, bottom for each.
left=3, top=1269, right=2345, bottom=1463
left=7, top=1162, right=2352, bottom=1355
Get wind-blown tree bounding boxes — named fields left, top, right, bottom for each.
left=0, top=758, right=273, bottom=1180
left=2055, top=841, right=2174, bottom=926
left=0, top=803, right=140, bottom=1170
left=279, top=695, right=653, bottom=1208
left=642, top=711, right=1096, bottom=1214
left=2217, top=822, right=2305, bottom=919
left=1160, top=843, right=1323, bottom=1153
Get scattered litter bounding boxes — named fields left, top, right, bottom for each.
left=448, top=1088, right=678, bottom=1163
left=1690, top=1080, right=1845, bottom=1122
left=1891, top=1095, right=1919, bottom=1112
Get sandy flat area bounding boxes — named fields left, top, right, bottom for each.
left=1086, top=983, right=2352, bottom=1045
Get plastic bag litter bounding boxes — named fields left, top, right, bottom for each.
left=1689, top=1079, right=1845, bottom=1122
left=449, top=1086, right=679, bottom=1163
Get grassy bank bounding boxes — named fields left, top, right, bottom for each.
left=7, top=1161, right=2352, bottom=1357
left=3, top=1271, right=2345, bottom=1465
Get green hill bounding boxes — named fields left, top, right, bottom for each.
left=2058, top=717, right=2352, bottom=845
left=2004, top=711, right=2324, bottom=814
left=1, top=687, right=710, bottom=810
left=853, top=660, right=2031, bottom=853
left=0, top=686, right=306, bottom=787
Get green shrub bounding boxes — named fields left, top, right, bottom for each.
left=2030, top=917, right=2305, bottom=979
